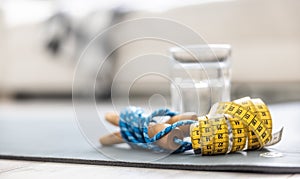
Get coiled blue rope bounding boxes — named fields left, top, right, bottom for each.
left=119, top=106, right=196, bottom=153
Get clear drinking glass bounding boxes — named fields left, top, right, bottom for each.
left=170, top=44, right=231, bottom=115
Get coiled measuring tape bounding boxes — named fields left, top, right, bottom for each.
left=190, top=97, right=283, bottom=155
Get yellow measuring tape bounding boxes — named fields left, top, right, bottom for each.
left=190, top=97, right=283, bottom=155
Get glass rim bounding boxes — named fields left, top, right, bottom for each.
left=169, top=44, right=231, bottom=63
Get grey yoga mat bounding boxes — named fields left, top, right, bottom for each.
left=0, top=101, right=300, bottom=173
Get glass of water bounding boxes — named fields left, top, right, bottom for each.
left=170, top=44, right=231, bottom=115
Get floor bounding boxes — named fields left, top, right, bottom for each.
left=1, top=159, right=299, bottom=179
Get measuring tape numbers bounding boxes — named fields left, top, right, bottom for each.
left=190, top=97, right=282, bottom=155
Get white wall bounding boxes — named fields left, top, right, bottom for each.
left=115, top=0, right=300, bottom=83
left=0, top=0, right=299, bottom=96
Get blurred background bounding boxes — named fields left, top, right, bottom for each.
left=0, top=0, right=299, bottom=104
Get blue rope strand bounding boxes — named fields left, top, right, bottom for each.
left=119, top=106, right=196, bottom=153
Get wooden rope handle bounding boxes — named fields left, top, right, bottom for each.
left=104, top=112, right=119, bottom=126
left=165, top=112, right=197, bottom=136
left=99, top=131, right=123, bottom=145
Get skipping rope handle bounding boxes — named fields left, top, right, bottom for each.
left=99, top=112, right=197, bottom=151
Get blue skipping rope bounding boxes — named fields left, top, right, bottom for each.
left=118, top=106, right=196, bottom=153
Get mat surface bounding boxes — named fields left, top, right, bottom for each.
left=0, top=101, right=300, bottom=173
